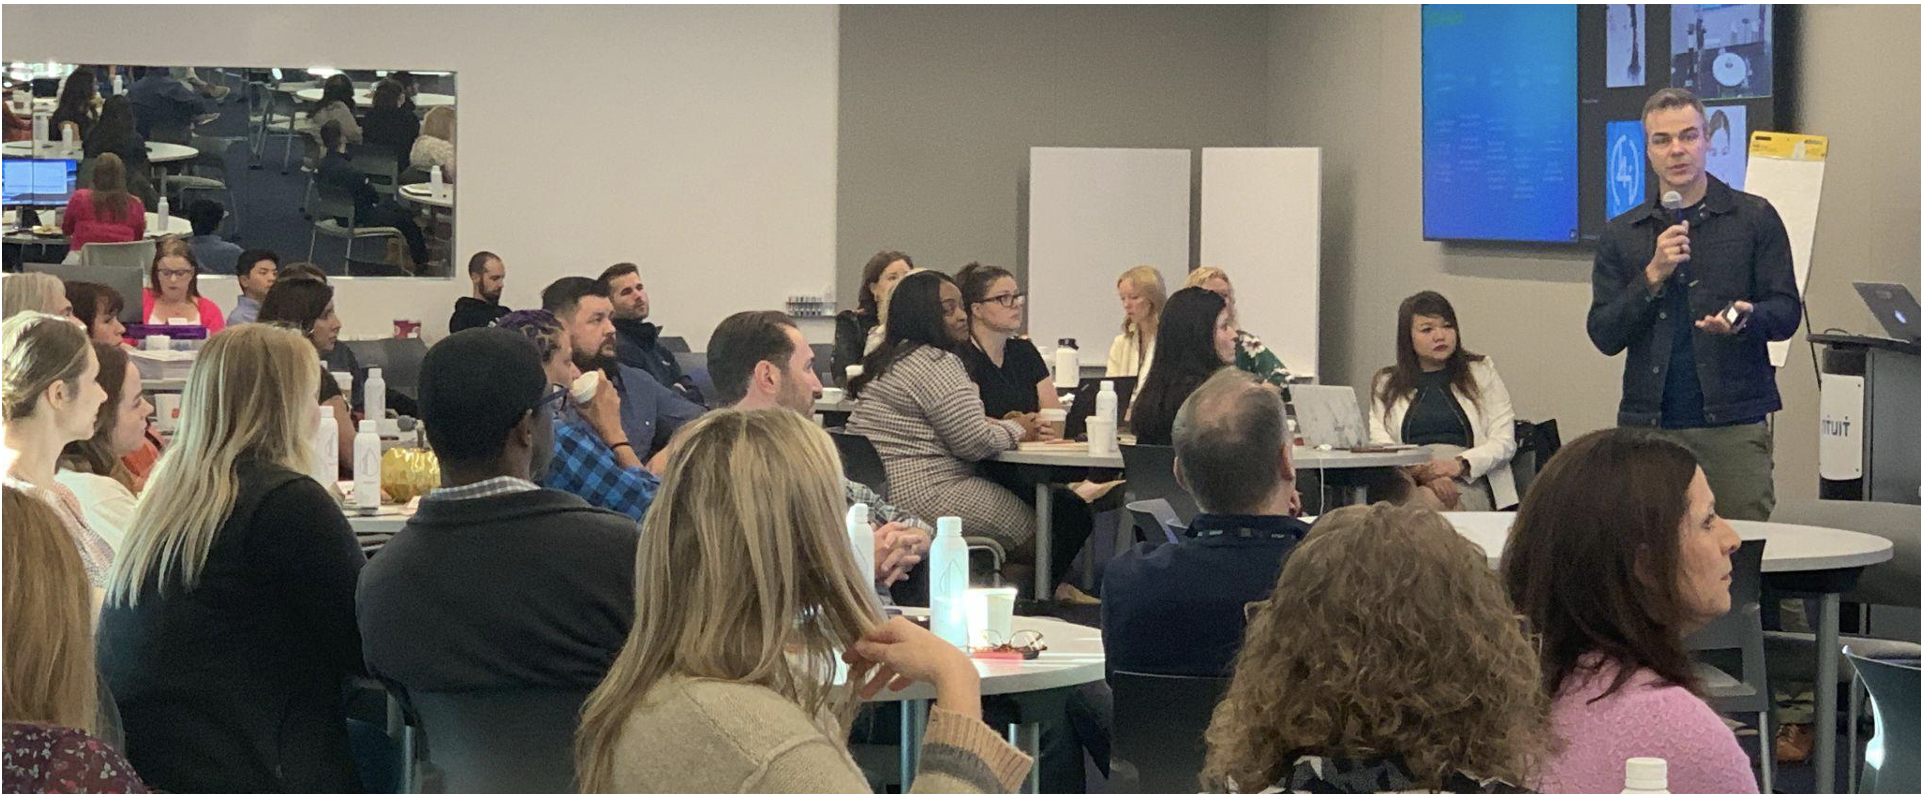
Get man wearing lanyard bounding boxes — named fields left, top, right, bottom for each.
left=1587, top=87, right=1800, bottom=524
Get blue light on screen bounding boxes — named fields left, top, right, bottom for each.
left=1605, top=120, right=1647, bottom=221
left=1422, top=5, right=1579, bottom=242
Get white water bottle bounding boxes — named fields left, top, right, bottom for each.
left=429, top=164, right=445, bottom=199
left=155, top=195, right=169, bottom=233
left=31, top=111, right=47, bottom=145
left=59, top=122, right=74, bottom=156
left=1621, top=757, right=1669, bottom=794
left=352, top=419, right=381, bottom=513
left=111, top=73, right=124, bottom=96
left=929, top=516, right=970, bottom=648
left=1053, top=338, right=1079, bottom=389
left=363, top=367, right=386, bottom=433
left=313, top=404, right=339, bottom=486
left=847, top=503, right=875, bottom=589
left=1095, top=379, right=1118, bottom=426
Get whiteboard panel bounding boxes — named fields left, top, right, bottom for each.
left=1201, top=147, right=1322, bottom=379
left=1027, top=148, right=1192, bottom=366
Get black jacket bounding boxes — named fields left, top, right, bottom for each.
left=613, top=317, right=701, bottom=404
left=97, top=463, right=366, bottom=793
left=832, top=310, right=877, bottom=386
left=449, top=296, right=508, bottom=333
left=1587, top=175, right=1801, bottom=426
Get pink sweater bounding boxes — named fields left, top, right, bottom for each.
left=1539, top=658, right=1758, bottom=794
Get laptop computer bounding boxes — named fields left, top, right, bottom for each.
left=1063, top=376, right=1136, bottom=440
left=1290, top=384, right=1370, bottom=449
left=1852, top=281, right=1920, bottom=343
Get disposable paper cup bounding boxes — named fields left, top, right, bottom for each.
left=966, top=587, right=1019, bottom=648
left=1038, top=407, right=1067, bottom=439
left=154, top=393, right=182, bottom=433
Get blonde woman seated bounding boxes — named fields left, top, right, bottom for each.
left=574, top=408, right=1032, bottom=793
left=1368, top=291, right=1517, bottom=511
left=1186, top=266, right=1294, bottom=388
left=1105, top=265, right=1166, bottom=379
left=411, top=106, right=455, bottom=181
left=1202, top=503, right=1547, bottom=793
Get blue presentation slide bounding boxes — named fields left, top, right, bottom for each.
left=1422, top=5, right=1578, bottom=242
left=1605, top=120, right=1647, bottom=221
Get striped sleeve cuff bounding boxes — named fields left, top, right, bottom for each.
left=915, top=706, right=1033, bottom=793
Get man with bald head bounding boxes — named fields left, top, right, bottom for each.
left=1101, top=368, right=1306, bottom=677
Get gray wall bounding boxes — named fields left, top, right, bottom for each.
left=1266, top=3, right=1920, bottom=507
left=835, top=4, right=1269, bottom=307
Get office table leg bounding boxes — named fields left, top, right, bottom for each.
left=900, top=698, right=928, bottom=790
left=1814, top=592, right=1840, bottom=793
left=1034, top=483, right=1053, bottom=602
left=1009, top=721, right=1041, bottom=794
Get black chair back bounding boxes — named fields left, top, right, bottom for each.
left=409, top=688, right=589, bottom=793
left=1110, top=670, right=1231, bottom=793
left=829, top=431, right=889, bottom=500
left=1685, top=537, right=1766, bottom=653
left=658, top=335, right=691, bottom=353
left=1119, top=444, right=1199, bottom=523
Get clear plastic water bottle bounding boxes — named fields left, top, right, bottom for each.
left=313, top=404, right=339, bottom=488
left=929, top=516, right=970, bottom=648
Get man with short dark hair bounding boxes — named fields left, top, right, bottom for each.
left=1102, top=368, right=1307, bottom=676
left=449, top=251, right=509, bottom=333
left=183, top=199, right=241, bottom=275
left=358, top=328, right=639, bottom=693
left=226, top=248, right=280, bottom=326
left=599, top=262, right=701, bottom=403
left=315, top=120, right=429, bottom=268
left=542, top=276, right=703, bottom=464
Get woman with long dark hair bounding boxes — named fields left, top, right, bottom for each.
left=833, top=250, right=913, bottom=384
left=54, top=343, right=151, bottom=553
left=360, top=78, right=417, bottom=156
left=1368, top=291, right=1517, bottom=511
left=65, top=281, right=128, bottom=345
left=1127, top=286, right=1237, bottom=446
left=1502, top=427, right=1753, bottom=793
left=50, top=67, right=99, bottom=144
left=305, top=74, right=361, bottom=146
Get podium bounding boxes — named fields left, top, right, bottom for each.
left=1810, top=333, right=1919, bottom=504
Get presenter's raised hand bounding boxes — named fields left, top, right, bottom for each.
left=1644, top=221, right=1691, bottom=293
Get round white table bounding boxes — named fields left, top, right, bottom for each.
left=2, top=210, right=193, bottom=246
left=1, top=139, right=196, bottom=164
left=293, top=87, right=454, bottom=109
left=871, top=612, right=1102, bottom=792
left=396, top=182, right=452, bottom=209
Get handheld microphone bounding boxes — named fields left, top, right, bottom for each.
left=1660, top=190, right=1691, bottom=286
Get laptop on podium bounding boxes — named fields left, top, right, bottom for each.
left=1852, top=281, right=1920, bottom=344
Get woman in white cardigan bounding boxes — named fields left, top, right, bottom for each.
left=1105, top=264, right=1166, bottom=378
left=1368, top=291, right=1518, bottom=511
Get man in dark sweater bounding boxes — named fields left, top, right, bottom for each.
left=449, top=251, right=509, bottom=333
left=357, top=329, right=639, bottom=692
left=1102, top=368, right=1309, bottom=677
left=599, top=262, right=702, bottom=403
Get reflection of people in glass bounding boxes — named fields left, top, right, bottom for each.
left=1625, top=5, right=1640, bottom=81
left=1706, top=109, right=1732, bottom=158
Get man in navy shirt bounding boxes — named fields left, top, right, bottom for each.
left=1103, top=368, right=1309, bottom=676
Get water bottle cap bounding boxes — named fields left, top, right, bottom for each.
left=359, top=420, right=378, bottom=433
left=1100, top=380, right=1114, bottom=391
left=1058, top=338, right=1076, bottom=348
left=369, top=367, right=383, bottom=378
left=1624, top=757, right=1666, bottom=790
left=936, top=516, right=962, bottom=538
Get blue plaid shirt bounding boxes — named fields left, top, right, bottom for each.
left=542, top=412, right=659, bottom=521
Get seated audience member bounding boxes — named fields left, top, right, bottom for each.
left=83, top=97, right=155, bottom=206
left=1106, top=264, right=1166, bottom=379
left=541, top=277, right=704, bottom=463
left=182, top=199, right=241, bottom=275
left=2, top=98, right=26, bottom=142
left=315, top=120, right=428, bottom=268
left=1185, top=266, right=1294, bottom=387
left=257, top=276, right=354, bottom=471
left=66, top=280, right=128, bottom=344
left=225, top=248, right=280, bottom=326
left=2, top=272, right=74, bottom=320
left=1103, top=368, right=1304, bottom=676
left=2, top=486, right=149, bottom=793
left=1369, top=291, right=1518, bottom=511
left=359, top=79, right=418, bottom=157
left=1127, top=286, right=1237, bottom=446
left=706, top=309, right=930, bottom=595
left=61, top=152, right=146, bottom=255
left=573, top=408, right=1032, bottom=793
left=833, top=250, right=912, bottom=384
left=1201, top=503, right=1548, bottom=793
left=98, top=325, right=366, bottom=793
left=600, top=262, right=702, bottom=403
left=124, top=66, right=209, bottom=144
left=1502, top=428, right=1755, bottom=794
left=2, top=312, right=114, bottom=587
left=359, top=329, right=639, bottom=694
left=48, top=66, right=99, bottom=144
left=956, top=262, right=1061, bottom=420
left=142, top=237, right=224, bottom=332
left=495, top=310, right=659, bottom=521
left=846, top=271, right=1086, bottom=589
left=303, top=74, right=360, bottom=146
left=449, top=250, right=508, bottom=332
left=410, top=106, right=456, bottom=181
left=54, top=343, right=151, bottom=552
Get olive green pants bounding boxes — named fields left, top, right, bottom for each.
left=1654, top=421, right=1776, bottom=522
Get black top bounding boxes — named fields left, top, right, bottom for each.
left=358, top=488, right=639, bottom=692
left=1400, top=369, right=1471, bottom=448
left=1101, top=513, right=1309, bottom=677
left=958, top=336, right=1050, bottom=418
left=317, top=150, right=378, bottom=218
left=1128, top=373, right=1207, bottom=447
left=449, top=296, right=509, bottom=334
left=48, top=106, right=93, bottom=143
left=318, top=363, right=343, bottom=404
left=613, top=317, right=702, bottom=404
left=831, top=310, right=876, bottom=386
left=359, top=107, right=418, bottom=159
left=97, top=462, right=366, bottom=793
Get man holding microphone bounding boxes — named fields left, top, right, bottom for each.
left=1587, top=87, right=1801, bottom=522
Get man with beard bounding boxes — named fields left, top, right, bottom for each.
left=541, top=276, right=705, bottom=463
left=449, top=251, right=509, bottom=333
left=599, top=262, right=702, bottom=403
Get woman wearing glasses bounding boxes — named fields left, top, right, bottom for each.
left=956, top=262, right=1061, bottom=421
left=142, top=237, right=225, bottom=333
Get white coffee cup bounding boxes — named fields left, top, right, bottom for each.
left=819, top=387, right=844, bottom=404
left=154, top=393, right=182, bottom=433
left=570, top=370, right=602, bottom=405
left=1038, top=407, right=1067, bottom=439
left=845, top=364, right=863, bottom=381
left=143, top=334, right=171, bottom=351
left=966, top=587, right=1019, bottom=648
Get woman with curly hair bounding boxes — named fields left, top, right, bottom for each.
left=1202, top=503, right=1548, bottom=793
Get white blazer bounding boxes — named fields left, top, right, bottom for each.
left=1368, top=356, right=1519, bottom=509
left=1105, top=330, right=1156, bottom=379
